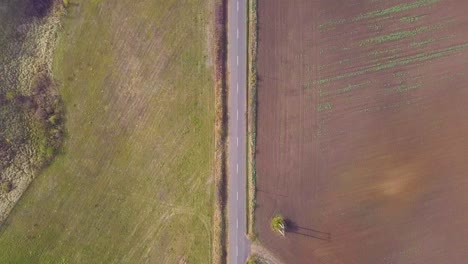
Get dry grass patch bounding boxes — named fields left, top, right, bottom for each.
left=0, top=0, right=218, bottom=263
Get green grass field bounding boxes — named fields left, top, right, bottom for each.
left=0, top=0, right=215, bottom=263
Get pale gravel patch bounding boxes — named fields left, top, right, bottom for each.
left=251, top=242, right=285, bottom=264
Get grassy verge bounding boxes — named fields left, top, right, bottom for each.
left=247, top=0, right=258, bottom=240
left=0, top=0, right=216, bottom=263
left=213, top=0, right=228, bottom=263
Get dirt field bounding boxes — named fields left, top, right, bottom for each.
left=255, top=0, right=468, bottom=263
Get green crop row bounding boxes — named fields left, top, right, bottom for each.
left=308, top=42, right=468, bottom=87
left=354, top=0, right=439, bottom=22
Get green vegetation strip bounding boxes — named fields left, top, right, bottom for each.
left=319, top=0, right=438, bottom=30
left=353, top=0, right=439, bottom=22
left=400, top=15, right=427, bottom=23
left=307, top=42, right=468, bottom=87
left=360, top=26, right=431, bottom=46
left=360, top=19, right=454, bottom=46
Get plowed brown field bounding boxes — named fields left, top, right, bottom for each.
left=255, top=0, right=468, bottom=263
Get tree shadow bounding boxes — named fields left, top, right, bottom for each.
left=285, top=219, right=331, bottom=242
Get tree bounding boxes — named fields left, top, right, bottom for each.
left=271, top=215, right=286, bottom=236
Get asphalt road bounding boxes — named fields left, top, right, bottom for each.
left=227, top=0, right=250, bottom=263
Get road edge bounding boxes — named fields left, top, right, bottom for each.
left=246, top=0, right=258, bottom=241
left=213, top=0, right=228, bottom=263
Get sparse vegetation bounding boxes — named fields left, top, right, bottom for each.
left=247, top=255, right=262, bottom=264
left=5, top=91, right=15, bottom=101
left=0, top=0, right=64, bottom=223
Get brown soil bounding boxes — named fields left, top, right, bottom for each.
left=255, top=0, right=468, bottom=263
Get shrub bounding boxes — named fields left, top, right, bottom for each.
left=0, top=181, right=13, bottom=195
left=271, top=215, right=286, bottom=236
left=247, top=255, right=261, bottom=264
left=5, top=91, right=15, bottom=101
left=48, top=114, right=59, bottom=125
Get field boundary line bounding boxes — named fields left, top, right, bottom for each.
left=246, top=0, right=258, bottom=240
left=213, top=0, right=228, bottom=263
